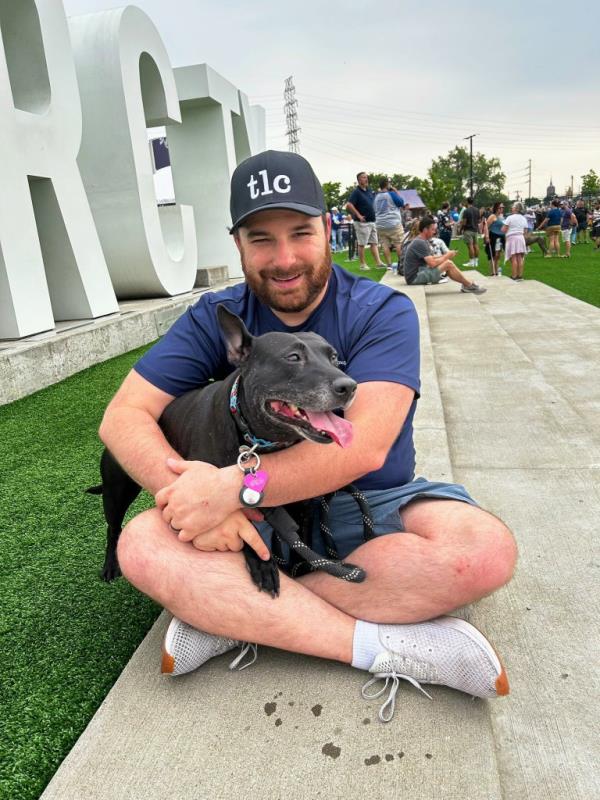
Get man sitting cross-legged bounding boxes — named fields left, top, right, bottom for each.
left=404, top=216, right=487, bottom=294
left=100, top=151, right=514, bottom=723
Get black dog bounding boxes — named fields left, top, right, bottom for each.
left=90, top=305, right=364, bottom=596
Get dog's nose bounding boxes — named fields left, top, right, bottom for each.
left=332, top=376, right=357, bottom=401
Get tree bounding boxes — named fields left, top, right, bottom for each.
left=426, top=147, right=506, bottom=209
left=524, top=196, right=541, bottom=207
left=581, top=169, right=600, bottom=198
left=321, top=181, right=343, bottom=210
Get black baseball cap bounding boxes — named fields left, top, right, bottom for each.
left=229, top=150, right=326, bottom=233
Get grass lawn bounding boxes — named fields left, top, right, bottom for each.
left=448, top=236, right=600, bottom=307
left=0, top=344, right=160, bottom=800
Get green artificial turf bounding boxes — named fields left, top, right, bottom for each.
left=451, top=236, right=600, bottom=308
left=0, top=343, right=159, bottom=800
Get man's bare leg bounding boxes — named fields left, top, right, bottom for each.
left=118, top=508, right=355, bottom=663
left=357, top=243, right=367, bottom=268
left=369, top=242, right=385, bottom=266
left=439, top=260, right=476, bottom=288
left=299, top=500, right=516, bottom=623
left=117, top=501, right=516, bottom=660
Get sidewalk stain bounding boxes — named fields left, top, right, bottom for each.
left=311, top=704, right=323, bottom=717
left=322, top=742, right=341, bottom=759
left=364, top=755, right=381, bottom=765
left=264, top=702, right=277, bottom=716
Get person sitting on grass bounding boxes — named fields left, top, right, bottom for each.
left=403, top=216, right=486, bottom=294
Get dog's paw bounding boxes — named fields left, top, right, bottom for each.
left=243, top=546, right=280, bottom=596
left=100, top=557, right=121, bottom=582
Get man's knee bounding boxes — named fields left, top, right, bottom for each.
left=459, top=517, right=517, bottom=597
left=117, top=509, right=163, bottom=587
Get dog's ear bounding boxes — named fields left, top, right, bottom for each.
left=217, top=304, right=254, bottom=366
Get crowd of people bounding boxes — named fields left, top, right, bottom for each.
left=328, top=171, right=600, bottom=285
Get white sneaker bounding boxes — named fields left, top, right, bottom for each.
left=362, top=616, right=509, bottom=722
left=359, top=265, right=370, bottom=271
left=463, top=260, right=474, bottom=267
left=161, top=616, right=257, bottom=676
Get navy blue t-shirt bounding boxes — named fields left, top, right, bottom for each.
left=545, top=207, right=562, bottom=226
left=134, top=264, right=420, bottom=490
left=348, top=186, right=376, bottom=222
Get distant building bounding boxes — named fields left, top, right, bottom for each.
left=544, top=178, right=556, bottom=202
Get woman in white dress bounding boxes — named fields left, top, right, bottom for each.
left=502, top=202, right=528, bottom=282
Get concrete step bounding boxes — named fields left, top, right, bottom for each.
left=418, top=274, right=599, bottom=799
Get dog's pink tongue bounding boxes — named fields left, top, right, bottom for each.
left=304, top=410, right=353, bottom=447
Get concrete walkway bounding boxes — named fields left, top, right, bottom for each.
left=40, top=274, right=599, bottom=800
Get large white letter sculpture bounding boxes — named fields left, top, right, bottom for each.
left=168, top=65, right=266, bottom=279
left=0, top=0, right=118, bottom=339
left=68, top=6, right=197, bottom=297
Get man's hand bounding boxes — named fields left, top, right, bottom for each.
left=190, top=509, right=271, bottom=560
left=155, top=458, right=241, bottom=540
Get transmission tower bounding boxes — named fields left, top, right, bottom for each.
left=284, top=76, right=300, bottom=153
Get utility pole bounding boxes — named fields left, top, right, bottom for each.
left=283, top=76, right=300, bottom=154
left=463, top=133, right=478, bottom=198
left=528, top=159, right=532, bottom=202
left=571, top=175, right=574, bottom=196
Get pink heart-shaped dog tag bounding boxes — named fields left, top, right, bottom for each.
left=243, top=469, right=268, bottom=493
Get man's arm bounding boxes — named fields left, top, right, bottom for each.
left=346, top=201, right=364, bottom=222
left=157, top=380, right=416, bottom=542
left=98, top=369, right=180, bottom=495
left=424, top=250, right=457, bottom=267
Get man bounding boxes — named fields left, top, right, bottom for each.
left=404, top=216, right=487, bottom=294
left=346, top=172, right=385, bottom=270
left=330, top=206, right=344, bottom=252
left=101, top=151, right=514, bottom=721
left=460, top=197, right=480, bottom=267
left=374, top=177, right=405, bottom=270
left=436, top=201, right=453, bottom=249
left=574, top=199, right=589, bottom=244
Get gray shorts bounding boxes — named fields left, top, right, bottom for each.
left=410, top=267, right=443, bottom=285
left=463, top=230, right=478, bottom=245
left=354, top=221, right=378, bottom=246
left=256, top=477, right=478, bottom=561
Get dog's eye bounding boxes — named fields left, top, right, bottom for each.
left=287, top=353, right=301, bottom=362
left=330, top=353, right=340, bottom=366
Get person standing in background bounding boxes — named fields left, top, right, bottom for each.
left=502, top=202, right=528, bottom=281
left=346, top=172, right=385, bottom=270
left=374, top=177, right=405, bottom=270
left=559, top=202, right=577, bottom=258
left=330, top=207, right=344, bottom=253
left=537, top=199, right=562, bottom=257
left=574, top=199, right=589, bottom=245
left=484, top=202, right=506, bottom=276
left=460, top=197, right=480, bottom=268
left=436, top=201, right=453, bottom=248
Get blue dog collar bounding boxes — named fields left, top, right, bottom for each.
left=229, top=375, right=284, bottom=451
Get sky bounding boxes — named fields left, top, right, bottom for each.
left=63, top=0, right=600, bottom=200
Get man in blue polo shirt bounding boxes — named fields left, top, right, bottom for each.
left=100, top=151, right=515, bottom=720
left=346, top=171, right=386, bottom=270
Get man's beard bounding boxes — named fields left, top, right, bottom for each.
left=241, top=241, right=332, bottom=314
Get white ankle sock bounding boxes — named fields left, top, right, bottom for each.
left=351, top=620, right=382, bottom=670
